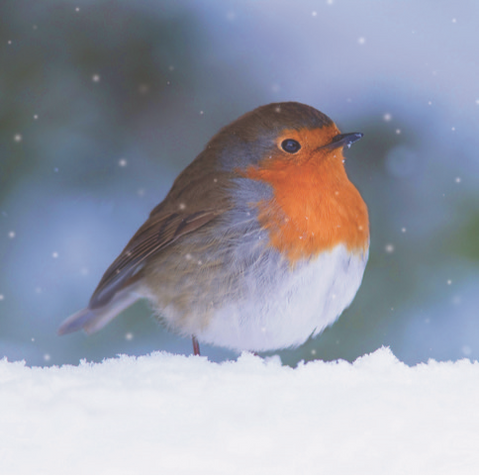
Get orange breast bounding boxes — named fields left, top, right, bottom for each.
left=242, top=151, right=369, bottom=266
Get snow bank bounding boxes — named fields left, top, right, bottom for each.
left=0, top=347, right=477, bottom=474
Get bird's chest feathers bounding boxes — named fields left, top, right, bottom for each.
left=243, top=159, right=369, bottom=264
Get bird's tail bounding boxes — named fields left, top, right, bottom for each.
left=58, top=285, right=142, bottom=336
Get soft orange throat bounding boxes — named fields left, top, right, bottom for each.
left=243, top=158, right=369, bottom=265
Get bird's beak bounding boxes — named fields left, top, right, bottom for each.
left=323, top=132, right=364, bottom=150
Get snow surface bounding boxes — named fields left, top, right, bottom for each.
left=0, top=347, right=477, bottom=474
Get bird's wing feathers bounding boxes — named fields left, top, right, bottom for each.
left=88, top=208, right=224, bottom=309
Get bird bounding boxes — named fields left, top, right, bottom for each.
left=58, top=102, right=369, bottom=356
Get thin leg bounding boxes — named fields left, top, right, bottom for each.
left=192, top=335, right=200, bottom=356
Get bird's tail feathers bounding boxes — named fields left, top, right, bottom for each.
left=58, top=285, right=142, bottom=336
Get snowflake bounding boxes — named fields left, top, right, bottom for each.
left=461, top=345, right=471, bottom=356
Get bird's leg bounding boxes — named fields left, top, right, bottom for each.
left=192, top=335, right=200, bottom=356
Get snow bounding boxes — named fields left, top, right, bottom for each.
left=0, top=347, right=477, bottom=474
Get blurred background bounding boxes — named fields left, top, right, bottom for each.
left=0, top=0, right=478, bottom=367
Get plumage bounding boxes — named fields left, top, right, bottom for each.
left=59, top=102, right=369, bottom=355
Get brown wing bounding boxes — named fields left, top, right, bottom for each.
left=89, top=208, right=224, bottom=309
left=88, top=154, right=234, bottom=309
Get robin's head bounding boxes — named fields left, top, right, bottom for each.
left=210, top=102, right=362, bottom=171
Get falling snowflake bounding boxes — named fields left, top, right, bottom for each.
left=14, top=134, right=22, bottom=142
left=138, top=84, right=149, bottom=94
left=358, top=37, right=366, bottom=45
left=118, top=158, right=127, bottom=167
left=452, top=295, right=462, bottom=305
left=385, top=244, right=394, bottom=253
left=8, top=231, right=15, bottom=239
left=461, top=345, right=471, bottom=356
left=383, top=113, right=392, bottom=122
left=92, top=74, right=100, bottom=82
left=125, top=333, right=133, bottom=341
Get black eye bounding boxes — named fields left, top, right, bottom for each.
left=281, top=139, right=301, bottom=154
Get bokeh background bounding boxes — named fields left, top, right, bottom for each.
left=0, top=0, right=478, bottom=367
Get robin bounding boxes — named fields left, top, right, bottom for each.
left=59, top=102, right=369, bottom=356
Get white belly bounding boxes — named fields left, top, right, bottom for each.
left=196, top=244, right=368, bottom=352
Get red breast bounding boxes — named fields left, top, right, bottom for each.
left=240, top=124, right=369, bottom=265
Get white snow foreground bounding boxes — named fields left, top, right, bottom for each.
left=0, top=347, right=477, bottom=475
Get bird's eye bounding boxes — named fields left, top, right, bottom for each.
left=281, top=139, right=301, bottom=154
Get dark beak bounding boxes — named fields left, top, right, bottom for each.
left=323, top=132, right=364, bottom=150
